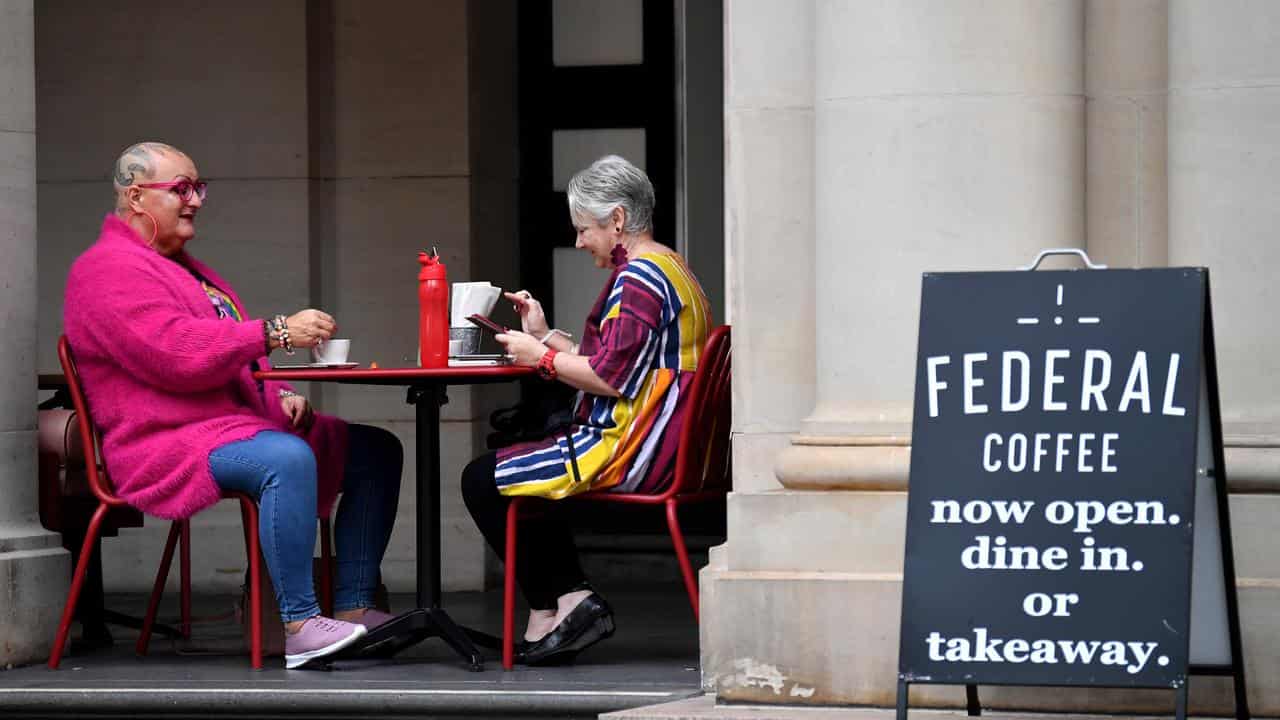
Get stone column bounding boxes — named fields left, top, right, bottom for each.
left=699, top=0, right=815, bottom=696
left=706, top=0, right=1084, bottom=708
left=720, top=0, right=817, bottom=494
left=1168, top=1, right=1280, bottom=712
left=1085, top=0, right=1168, bottom=268
left=0, top=0, right=69, bottom=667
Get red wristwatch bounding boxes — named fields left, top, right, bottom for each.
left=536, top=348, right=559, bottom=381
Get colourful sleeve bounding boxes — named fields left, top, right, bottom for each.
left=587, top=266, right=666, bottom=398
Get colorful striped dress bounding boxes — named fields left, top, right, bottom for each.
left=495, top=252, right=711, bottom=498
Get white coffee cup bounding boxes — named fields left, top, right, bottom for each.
left=312, top=339, right=351, bottom=364
left=449, top=339, right=464, bottom=356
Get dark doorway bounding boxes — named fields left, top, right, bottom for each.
left=516, top=0, right=676, bottom=327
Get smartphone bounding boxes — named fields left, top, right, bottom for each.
left=467, top=314, right=509, bottom=336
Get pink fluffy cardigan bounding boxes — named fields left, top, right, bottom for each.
left=63, top=215, right=348, bottom=520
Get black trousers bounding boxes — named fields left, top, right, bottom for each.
left=460, top=452, right=587, bottom=610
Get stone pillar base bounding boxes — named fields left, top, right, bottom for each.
left=700, top=568, right=1279, bottom=714
left=0, top=525, right=69, bottom=667
left=699, top=489, right=1280, bottom=714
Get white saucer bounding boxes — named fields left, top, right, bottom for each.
left=448, top=356, right=512, bottom=367
left=272, top=362, right=359, bottom=370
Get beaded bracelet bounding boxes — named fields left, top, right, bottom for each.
left=272, top=314, right=294, bottom=355
left=277, top=388, right=301, bottom=399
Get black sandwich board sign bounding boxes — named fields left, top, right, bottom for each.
left=896, top=254, right=1249, bottom=720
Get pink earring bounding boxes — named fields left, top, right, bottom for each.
left=132, top=210, right=159, bottom=248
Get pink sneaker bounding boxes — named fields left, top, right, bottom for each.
left=284, top=616, right=367, bottom=669
left=353, top=608, right=397, bottom=630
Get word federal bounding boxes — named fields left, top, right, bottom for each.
left=925, top=350, right=1187, bottom=419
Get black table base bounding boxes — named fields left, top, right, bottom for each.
left=335, top=608, right=483, bottom=670
left=406, top=383, right=485, bottom=670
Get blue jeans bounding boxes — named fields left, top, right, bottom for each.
left=209, top=424, right=403, bottom=622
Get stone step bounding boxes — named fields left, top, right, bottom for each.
left=604, top=695, right=1195, bottom=720
left=0, top=684, right=698, bottom=719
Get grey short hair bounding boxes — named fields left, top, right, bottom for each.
left=566, top=155, right=655, bottom=234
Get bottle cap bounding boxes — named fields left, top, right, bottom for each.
left=418, top=249, right=447, bottom=280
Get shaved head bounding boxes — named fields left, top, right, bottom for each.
left=113, top=141, right=189, bottom=209
left=111, top=142, right=203, bottom=255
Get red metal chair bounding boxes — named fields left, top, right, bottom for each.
left=501, top=324, right=732, bottom=669
left=49, top=335, right=334, bottom=669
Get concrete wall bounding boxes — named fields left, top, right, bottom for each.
left=676, top=0, right=726, bottom=325
left=722, top=0, right=816, bottom=494
left=0, top=0, right=69, bottom=667
left=707, top=0, right=1280, bottom=714
left=34, top=0, right=504, bottom=595
left=1085, top=0, right=1168, bottom=268
left=466, top=0, right=522, bottom=584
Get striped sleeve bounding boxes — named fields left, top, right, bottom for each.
left=588, top=266, right=665, bottom=398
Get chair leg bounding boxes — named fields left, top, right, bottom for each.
left=241, top=498, right=263, bottom=670
left=502, top=498, right=522, bottom=670
left=137, top=521, right=182, bottom=656
left=48, top=503, right=112, bottom=669
left=239, top=502, right=252, bottom=552
left=665, top=499, right=700, bottom=622
left=319, top=517, right=335, bottom=616
left=179, top=520, right=192, bottom=638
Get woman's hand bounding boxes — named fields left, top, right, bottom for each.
left=495, top=330, right=549, bottom=367
left=280, top=393, right=316, bottom=431
left=286, top=309, right=336, bottom=348
left=504, top=290, right=549, bottom=338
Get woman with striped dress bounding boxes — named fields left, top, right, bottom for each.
left=461, top=155, right=711, bottom=665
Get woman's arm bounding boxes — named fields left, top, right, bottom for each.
left=551, top=350, right=619, bottom=397
left=495, top=330, right=619, bottom=397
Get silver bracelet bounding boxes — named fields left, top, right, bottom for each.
left=277, top=389, right=301, bottom=399
left=538, top=328, right=572, bottom=345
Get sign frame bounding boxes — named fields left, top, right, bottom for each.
left=894, top=251, right=1249, bottom=720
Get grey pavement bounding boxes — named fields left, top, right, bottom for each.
left=0, top=587, right=701, bottom=719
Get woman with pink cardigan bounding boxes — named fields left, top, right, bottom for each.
left=63, top=142, right=402, bottom=669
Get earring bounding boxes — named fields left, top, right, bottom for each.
left=131, top=210, right=159, bottom=249
left=610, top=242, right=628, bottom=268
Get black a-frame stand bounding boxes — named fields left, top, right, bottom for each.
left=896, top=252, right=1248, bottom=720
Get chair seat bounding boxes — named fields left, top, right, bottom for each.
left=571, top=489, right=726, bottom=505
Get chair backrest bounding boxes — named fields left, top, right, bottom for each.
left=57, top=335, right=123, bottom=506
left=670, top=325, right=732, bottom=495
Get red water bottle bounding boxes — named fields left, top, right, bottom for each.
left=418, top=249, right=449, bottom=368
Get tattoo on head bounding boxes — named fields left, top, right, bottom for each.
left=114, top=145, right=152, bottom=187
left=112, top=141, right=181, bottom=188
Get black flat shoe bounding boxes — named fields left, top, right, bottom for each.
left=511, top=639, right=532, bottom=664
left=522, top=593, right=615, bottom=666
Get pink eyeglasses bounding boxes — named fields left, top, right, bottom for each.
left=137, top=179, right=208, bottom=202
